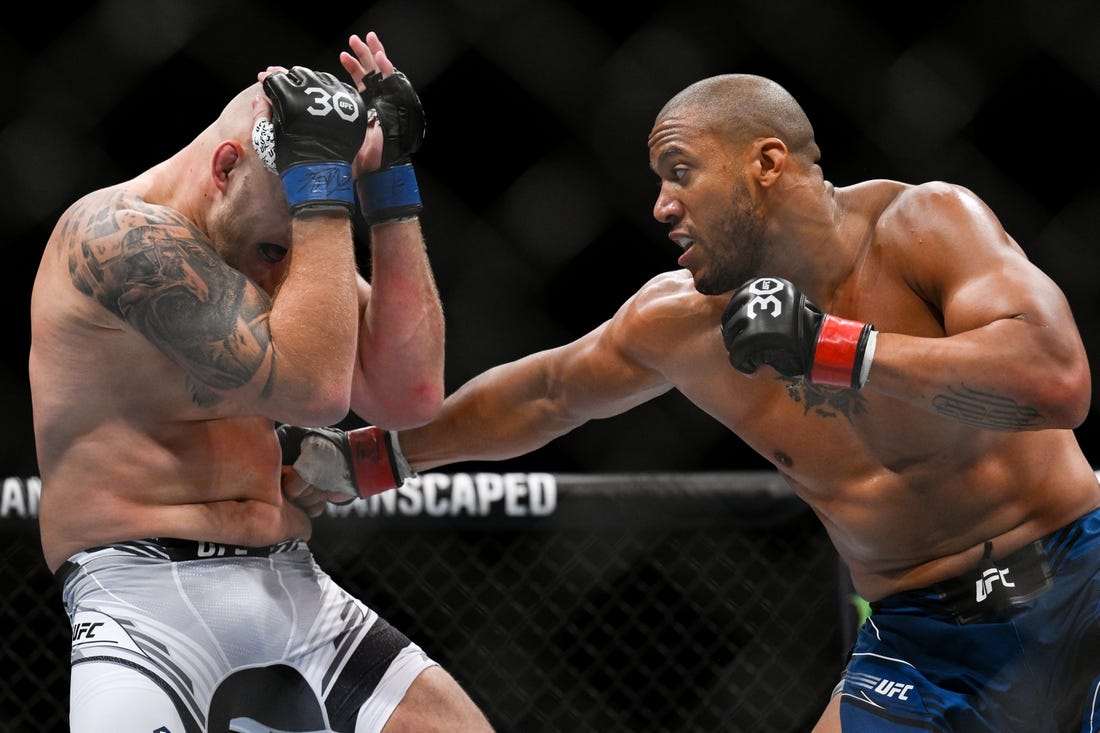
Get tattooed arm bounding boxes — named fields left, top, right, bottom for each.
left=858, top=183, right=1091, bottom=431
left=67, top=192, right=358, bottom=425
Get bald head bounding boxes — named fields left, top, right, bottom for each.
left=208, top=81, right=265, bottom=142
left=657, top=74, right=820, bottom=164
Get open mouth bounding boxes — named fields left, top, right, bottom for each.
left=670, top=232, right=694, bottom=251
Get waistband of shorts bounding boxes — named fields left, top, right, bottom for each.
left=54, top=537, right=307, bottom=585
left=869, top=508, right=1100, bottom=622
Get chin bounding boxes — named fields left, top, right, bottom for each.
left=691, top=271, right=722, bottom=296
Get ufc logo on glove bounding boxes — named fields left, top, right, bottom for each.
left=303, top=86, right=362, bottom=121
left=721, top=276, right=877, bottom=389
left=743, top=278, right=786, bottom=319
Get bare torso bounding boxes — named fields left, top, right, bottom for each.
left=30, top=184, right=310, bottom=572
left=629, top=181, right=1100, bottom=601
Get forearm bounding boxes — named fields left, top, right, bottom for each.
left=353, top=219, right=445, bottom=426
left=268, top=215, right=360, bottom=423
left=866, top=322, right=1090, bottom=431
left=399, top=362, right=583, bottom=472
left=260, top=63, right=370, bottom=424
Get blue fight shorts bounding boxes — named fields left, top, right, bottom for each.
left=57, top=538, right=438, bottom=733
left=836, top=506, right=1100, bottom=733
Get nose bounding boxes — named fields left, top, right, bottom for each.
left=653, top=184, right=681, bottom=225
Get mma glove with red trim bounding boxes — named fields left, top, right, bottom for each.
left=356, top=69, right=426, bottom=225
left=262, top=66, right=368, bottom=216
left=721, top=276, right=878, bottom=389
left=277, top=424, right=414, bottom=504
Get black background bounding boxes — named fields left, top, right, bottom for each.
left=4, top=0, right=1100, bottom=478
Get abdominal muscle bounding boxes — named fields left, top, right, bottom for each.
left=788, top=430, right=1100, bottom=602
left=37, top=416, right=310, bottom=573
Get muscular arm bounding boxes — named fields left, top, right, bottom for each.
left=865, top=184, right=1090, bottom=430
left=349, top=220, right=445, bottom=429
left=398, top=281, right=677, bottom=472
left=69, top=195, right=357, bottom=425
left=336, top=32, right=445, bottom=429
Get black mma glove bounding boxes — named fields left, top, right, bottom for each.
left=262, top=66, right=368, bottom=216
left=277, top=424, right=414, bottom=503
left=721, top=277, right=878, bottom=389
left=355, top=69, right=426, bottom=225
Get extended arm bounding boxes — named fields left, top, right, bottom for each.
left=399, top=297, right=675, bottom=472
left=282, top=316, right=672, bottom=500
left=279, top=280, right=680, bottom=499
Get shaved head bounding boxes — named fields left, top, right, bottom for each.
left=211, top=81, right=266, bottom=141
left=656, top=74, right=819, bottom=163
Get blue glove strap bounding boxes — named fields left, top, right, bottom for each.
left=357, top=164, right=423, bottom=223
left=281, top=162, right=355, bottom=214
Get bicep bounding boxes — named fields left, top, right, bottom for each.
left=78, top=214, right=274, bottom=396
left=918, top=192, right=1079, bottom=344
left=882, top=186, right=1089, bottom=427
left=546, top=318, right=674, bottom=423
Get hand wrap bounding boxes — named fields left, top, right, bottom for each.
left=262, top=66, right=368, bottom=216
left=277, top=424, right=414, bottom=503
left=356, top=70, right=426, bottom=224
left=721, top=276, right=877, bottom=389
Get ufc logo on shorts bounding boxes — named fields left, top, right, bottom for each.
left=303, top=87, right=361, bottom=122
left=196, top=542, right=251, bottom=558
left=744, top=278, right=785, bottom=319
left=72, top=621, right=104, bottom=641
left=874, top=679, right=914, bottom=700
left=975, top=566, right=1015, bottom=602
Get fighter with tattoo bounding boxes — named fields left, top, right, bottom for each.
left=283, top=74, right=1100, bottom=732
left=30, top=31, right=491, bottom=732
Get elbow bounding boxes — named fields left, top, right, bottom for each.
left=289, top=370, right=354, bottom=427
left=1037, top=359, right=1092, bottom=429
left=295, top=390, right=352, bottom=428
left=370, top=379, right=445, bottom=430
left=1060, top=375, right=1092, bottom=430
left=405, top=381, right=446, bottom=426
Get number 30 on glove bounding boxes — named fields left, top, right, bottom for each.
left=277, top=424, right=414, bottom=503
left=262, top=66, right=368, bottom=216
left=721, top=277, right=878, bottom=389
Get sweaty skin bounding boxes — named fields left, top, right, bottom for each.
left=394, top=80, right=1098, bottom=605
left=30, top=36, right=445, bottom=574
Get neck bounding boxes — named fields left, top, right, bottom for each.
left=769, top=179, right=860, bottom=302
left=141, top=147, right=210, bottom=235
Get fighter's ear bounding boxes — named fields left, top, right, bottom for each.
left=211, top=141, right=244, bottom=192
left=753, top=137, right=788, bottom=188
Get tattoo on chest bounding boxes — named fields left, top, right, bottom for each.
left=932, top=384, right=1044, bottom=430
left=64, top=195, right=272, bottom=408
left=782, top=376, right=867, bottom=422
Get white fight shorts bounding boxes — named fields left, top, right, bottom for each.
left=57, top=538, right=438, bottom=733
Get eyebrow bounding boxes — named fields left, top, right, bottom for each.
left=653, top=145, right=684, bottom=171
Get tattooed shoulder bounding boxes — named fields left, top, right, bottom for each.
left=60, top=191, right=275, bottom=406
left=64, top=193, right=236, bottom=316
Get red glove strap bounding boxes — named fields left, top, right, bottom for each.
left=810, top=315, right=869, bottom=388
left=346, top=426, right=400, bottom=497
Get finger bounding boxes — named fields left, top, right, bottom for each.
left=365, top=31, right=395, bottom=76
left=257, top=65, right=288, bottom=82
left=339, top=51, right=365, bottom=89
left=343, top=34, right=381, bottom=91
left=351, top=33, right=377, bottom=73
left=350, top=33, right=372, bottom=63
